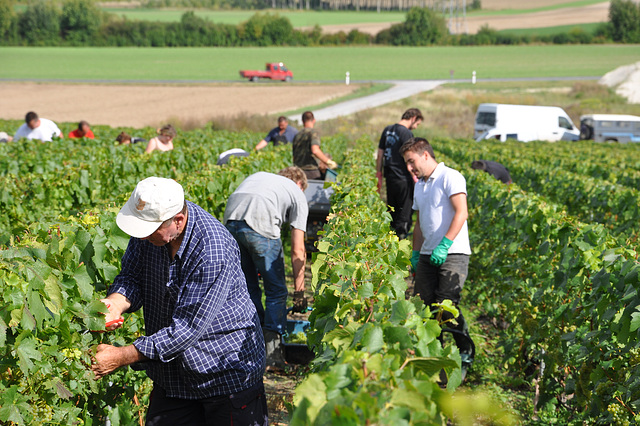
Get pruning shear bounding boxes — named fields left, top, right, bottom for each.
left=82, top=318, right=124, bottom=335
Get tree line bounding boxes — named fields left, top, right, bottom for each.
left=0, top=0, right=639, bottom=47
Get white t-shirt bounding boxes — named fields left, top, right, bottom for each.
left=413, top=162, right=471, bottom=255
left=14, top=118, right=61, bottom=142
left=223, top=172, right=309, bottom=239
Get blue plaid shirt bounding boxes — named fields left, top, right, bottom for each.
left=109, top=201, right=265, bottom=399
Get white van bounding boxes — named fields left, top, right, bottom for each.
left=579, top=114, right=640, bottom=143
left=474, top=103, right=580, bottom=142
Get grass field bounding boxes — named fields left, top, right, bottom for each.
left=466, top=0, right=605, bottom=16
left=1, top=45, right=637, bottom=82
left=498, top=22, right=602, bottom=36
left=99, top=8, right=407, bottom=26
left=98, top=1, right=606, bottom=25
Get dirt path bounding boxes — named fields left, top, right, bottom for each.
left=304, top=1, right=610, bottom=35
left=0, top=82, right=359, bottom=128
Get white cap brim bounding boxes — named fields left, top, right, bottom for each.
left=116, top=198, right=165, bottom=238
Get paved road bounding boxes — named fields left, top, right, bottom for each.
left=296, top=80, right=447, bottom=122
left=293, top=76, right=600, bottom=122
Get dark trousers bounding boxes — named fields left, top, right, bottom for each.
left=146, top=381, right=268, bottom=426
left=385, top=174, right=414, bottom=239
left=414, top=254, right=473, bottom=354
left=303, top=168, right=322, bottom=180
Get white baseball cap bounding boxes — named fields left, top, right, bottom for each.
left=116, top=177, right=185, bottom=238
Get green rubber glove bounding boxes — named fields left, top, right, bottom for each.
left=429, top=237, right=453, bottom=266
left=411, top=250, right=421, bottom=272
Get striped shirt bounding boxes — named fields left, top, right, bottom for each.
left=109, top=201, right=265, bottom=399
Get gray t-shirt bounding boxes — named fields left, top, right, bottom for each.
left=223, top=172, right=309, bottom=239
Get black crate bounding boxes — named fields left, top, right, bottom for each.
left=282, top=319, right=314, bottom=365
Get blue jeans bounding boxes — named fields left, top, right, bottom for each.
left=226, top=220, right=287, bottom=335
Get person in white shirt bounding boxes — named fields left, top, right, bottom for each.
left=400, top=137, right=474, bottom=367
left=14, top=111, right=62, bottom=142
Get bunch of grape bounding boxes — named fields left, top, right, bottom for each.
left=33, top=401, right=54, bottom=423
left=285, top=332, right=307, bottom=344
left=607, top=403, right=630, bottom=426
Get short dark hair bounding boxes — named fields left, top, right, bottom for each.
left=399, top=137, right=436, bottom=160
left=302, top=111, right=314, bottom=124
left=401, top=108, right=423, bottom=121
left=78, top=120, right=90, bottom=130
left=277, top=116, right=287, bottom=123
left=25, top=111, right=38, bottom=124
left=471, top=160, right=487, bottom=171
left=116, top=131, right=131, bottom=144
left=157, top=124, right=177, bottom=139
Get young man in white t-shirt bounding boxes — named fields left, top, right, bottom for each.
left=400, top=137, right=474, bottom=364
left=14, top=111, right=62, bottom=142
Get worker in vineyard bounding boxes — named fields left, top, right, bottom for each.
left=400, top=137, right=474, bottom=366
left=68, top=120, right=95, bottom=139
left=13, top=111, right=63, bottom=142
left=224, top=166, right=309, bottom=372
left=376, top=108, right=423, bottom=240
left=0, top=131, right=12, bottom=143
left=91, top=176, right=267, bottom=425
left=471, top=160, right=512, bottom=184
left=254, top=116, right=298, bottom=151
left=115, top=131, right=147, bottom=145
left=145, top=124, right=177, bottom=153
left=292, top=111, right=337, bottom=180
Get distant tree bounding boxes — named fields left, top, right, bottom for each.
left=474, top=24, right=497, bottom=45
left=0, top=0, right=15, bottom=39
left=240, top=13, right=292, bottom=45
left=18, top=1, right=61, bottom=45
left=386, top=7, right=447, bottom=46
left=61, top=0, right=102, bottom=45
left=609, top=0, right=640, bottom=42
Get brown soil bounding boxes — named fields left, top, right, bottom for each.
left=0, top=82, right=359, bottom=128
left=306, top=1, right=610, bottom=35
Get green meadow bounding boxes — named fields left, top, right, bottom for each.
left=1, top=45, right=637, bottom=82
left=99, top=0, right=606, bottom=25
left=103, top=0, right=602, bottom=27
left=498, top=22, right=602, bottom=36
left=100, top=8, right=406, bottom=26
left=466, top=0, right=606, bottom=16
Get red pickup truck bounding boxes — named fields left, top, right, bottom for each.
left=239, top=62, right=293, bottom=82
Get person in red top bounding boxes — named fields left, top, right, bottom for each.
left=68, top=120, right=95, bottom=139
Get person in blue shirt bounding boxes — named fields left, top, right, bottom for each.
left=91, top=177, right=267, bottom=425
left=254, top=116, right=298, bottom=151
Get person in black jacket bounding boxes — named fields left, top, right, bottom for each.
left=471, top=160, right=512, bottom=184
left=376, top=108, right=423, bottom=239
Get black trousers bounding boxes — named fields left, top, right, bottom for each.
left=414, top=254, right=473, bottom=354
left=385, top=174, right=414, bottom=238
left=146, top=380, right=268, bottom=426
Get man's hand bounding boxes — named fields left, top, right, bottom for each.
left=429, top=237, right=453, bottom=266
left=292, top=291, right=308, bottom=313
left=326, top=160, right=338, bottom=170
left=100, top=299, right=124, bottom=331
left=92, top=344, right=124, bottom=379
left=92, top=344, right=146, bottom=379
left=376, top=171, right=383, bottom=193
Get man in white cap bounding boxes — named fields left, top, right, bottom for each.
left=91, top=177, right=267, bottom=425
